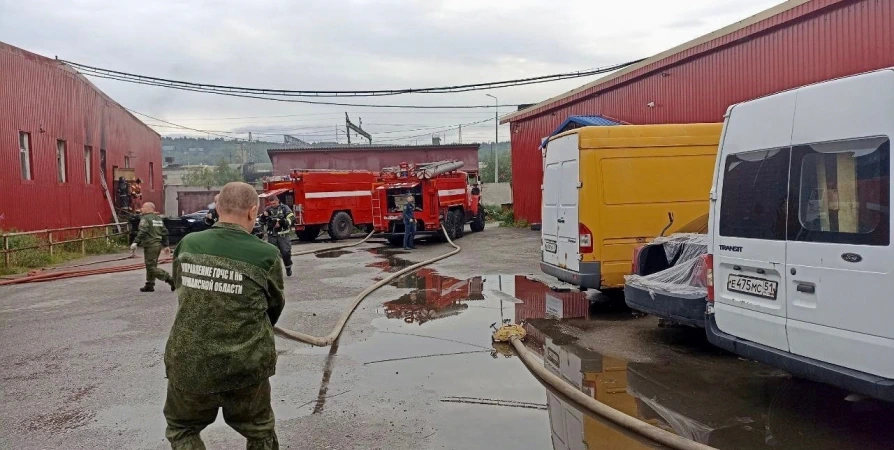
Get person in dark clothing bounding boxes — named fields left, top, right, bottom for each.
left=262, top=195, right=295, bottom=276
left=204, top=194, right=220, bottom=227
left=403, top=195, right=417, bottom=250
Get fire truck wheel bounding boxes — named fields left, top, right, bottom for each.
left=328, top=211, right=354, bottom=240
left=444, top=209, right=460, bottom=241
left=453, top=210, right=465, bottom=239
left=387, top=236, right=404, bottom=247
left=470, top=209, right=485, bottom=232
left=297, top=227, right=320, bottom=242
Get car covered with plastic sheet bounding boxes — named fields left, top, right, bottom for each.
left=624, top=233, right=709, bottom=327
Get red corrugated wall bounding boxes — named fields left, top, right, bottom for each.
left=0, top=42, right=162, bottom=231
left=269, top=145, right=479, bottom=176
left=509, top=0, right=894, bottom=223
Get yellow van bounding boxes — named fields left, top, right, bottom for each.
left=540, top=123, right=721, bottom=291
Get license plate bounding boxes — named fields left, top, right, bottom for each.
left=727, top=274, right=778, bottom=300
left=544, top=240, right=557, bottom=253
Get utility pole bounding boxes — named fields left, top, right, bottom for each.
left=248, top=132, right=253, bottom=163
left=458, top=125, right=462, bottom=144
left=486, top=94, right=498, bottom=183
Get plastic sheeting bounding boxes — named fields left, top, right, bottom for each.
left=625, top=234, right=708, bottom=299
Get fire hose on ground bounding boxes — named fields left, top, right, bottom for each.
left=278, top=225, right=718, bottom=450
left=0, top=224, right=717, bottom=450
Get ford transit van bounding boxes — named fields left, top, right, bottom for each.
left=705, top=68, right=894, bottom=401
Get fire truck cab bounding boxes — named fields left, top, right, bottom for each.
left=373, top=160, right=485, bottom=246
left=262, top=169, right=377, bottom=241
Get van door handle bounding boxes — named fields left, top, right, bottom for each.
left=557, top=218, right=565, bottom=224
left=797, top=283, right=815, bottom=294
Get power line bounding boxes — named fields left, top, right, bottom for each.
left=86, top=71, right=517, bottom=108
left=63, top=59, right=642, bottom=98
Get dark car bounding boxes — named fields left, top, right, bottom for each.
left=624, top=233, right=709, bottom=327
left=129, top=211, right=264, bottom=247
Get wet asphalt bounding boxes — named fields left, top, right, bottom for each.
left=2, top=225, right=894, bottom=449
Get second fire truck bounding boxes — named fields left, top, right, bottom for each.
left=372, top=160, right=485, bottom=246
left=262, top=169, right=378, bottom=241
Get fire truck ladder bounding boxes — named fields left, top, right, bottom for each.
left=371, top=190, right=383, bottom=229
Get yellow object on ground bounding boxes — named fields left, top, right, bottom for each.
left=492, top=324, right=526, bottom=342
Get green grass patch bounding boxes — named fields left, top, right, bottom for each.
left=483, top=205, right=530, bottom=228
left=0, top=228, right=128, bottom=276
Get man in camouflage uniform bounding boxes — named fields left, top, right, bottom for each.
left=164, top=182, right=284, bottom=450
left=130, top=202, right=174, bottom=292
left=261, top=195, right=294, bottom=277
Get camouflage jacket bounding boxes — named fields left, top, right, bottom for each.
left=135, top=213, right=169, bottom=247
left=165, top=221, right=286, bottom=394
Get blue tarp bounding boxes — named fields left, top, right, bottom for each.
left=549, top=115, right=621, bottom=138
left=541, top=115, right=622, bottom=150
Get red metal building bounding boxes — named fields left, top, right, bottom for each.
left=1, top=42, right=162, bottom=231
left=267, top=143, right=479, bottom=176
left=502, top=0, right=894, bottom=224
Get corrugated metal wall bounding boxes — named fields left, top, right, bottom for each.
left=509, top=0, right=894, bottom=223
left=269, top=145, right=479, bottom=177
left=0, top=42, right=162, bottom=231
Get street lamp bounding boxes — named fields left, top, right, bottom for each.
left=486, top=94, right=498, bottom=183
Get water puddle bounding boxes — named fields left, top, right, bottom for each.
left=314, top=250, right=353, bottom=259
left=527, top=321, right=894, bottom=450
left=364, top=248, right=414, bottom=272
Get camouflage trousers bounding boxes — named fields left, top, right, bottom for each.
left=143, top=244, right=172, bottom=287
left=164, top=379, right=278, bottom=450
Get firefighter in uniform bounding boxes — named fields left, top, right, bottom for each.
left=261, top=195, right=294, bottom=276
left=403, top=195, right=417, bottom=250
left=130, top=202, right=174, bottom=292
left=164, top=182, right=284, bottom=450
left=204, top=194, right=220, bottom=227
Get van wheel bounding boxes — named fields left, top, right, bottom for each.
left=470, top=209, right=485, bottom=232
left=297, top=226, right=320, bottom=242
left=328, top=212, right=354, bottom=240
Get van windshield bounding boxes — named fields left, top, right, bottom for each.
left=719, top=148, right=790, bottom=240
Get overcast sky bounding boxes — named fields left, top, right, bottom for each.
left=1, top=0, right=783, bottom=144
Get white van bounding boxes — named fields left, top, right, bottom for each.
left=705, top=68, right=894, bottom=400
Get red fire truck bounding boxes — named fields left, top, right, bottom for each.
left=262, top=169, right=377, bottom=241
left=372, top=160, right=485, bottom=246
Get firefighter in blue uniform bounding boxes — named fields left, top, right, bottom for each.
left=262, top=195, right=295, bottom=276
left=403, top=195, right=417, bottom=250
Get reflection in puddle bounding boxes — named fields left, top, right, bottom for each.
left=365, top=248, right=414, bottom=272
left=315, top=250, right=353, bottom=259
left=530, top=323, right=894, bottom=450
left=381, top=273, right=591, bottom=327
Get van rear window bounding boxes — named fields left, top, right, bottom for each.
left=719, top=148, right=790, bottom=240
left=790, top=137, right=890, bottom=246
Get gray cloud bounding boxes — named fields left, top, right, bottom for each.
left=0, top=0, right=783, bottom=142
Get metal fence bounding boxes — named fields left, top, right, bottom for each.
left=1, top=222, right=131, bottom=268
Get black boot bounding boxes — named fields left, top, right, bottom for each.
left=286, top=266, right=293, bottom=277
left=140, top=283, right=155, bottom=292
left=167, top=278, right=176, bottom=292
